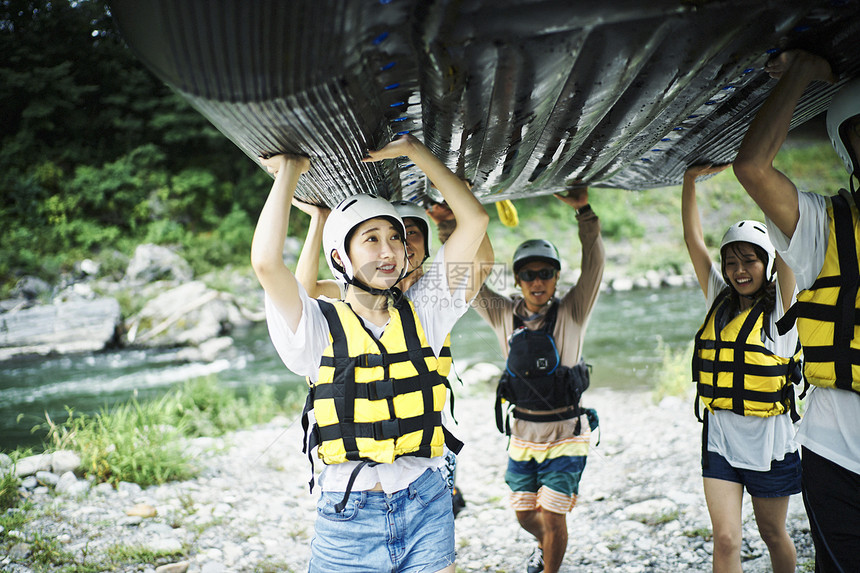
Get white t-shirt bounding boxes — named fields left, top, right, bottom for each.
left=265, top=244, right=471, bottom=493
left=703, top=265, right=799, bottom=471
left=765, top=189, right=860, bottom=475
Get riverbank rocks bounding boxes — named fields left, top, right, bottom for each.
left=0, top=234, right=693, bottom=365
left=125, top=281, right=250, bottom=348
left=127, top=503, right=158, bottom=518
left=13, top=453, right=51, bottom=477
left=0, top=389, right=816, bottom=572
left=54, top=471, right=90, bottom=497
left=0, top=297, right=121, bottom=360
left=11, top=450, right=81, bottom=478
left=125, top=244, right=193, bottom=285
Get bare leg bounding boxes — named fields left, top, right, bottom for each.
left=539, top=509, right=568, bottom=573
left=751, top=495, right=795, bottom=573
left=516, top=508, right=568, bottom=573
left=516, top=508, right=545, bottom=540
left=704, top=477, right=744, bottom=573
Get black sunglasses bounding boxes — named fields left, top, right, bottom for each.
left=517, top=268, right=556, bottom=282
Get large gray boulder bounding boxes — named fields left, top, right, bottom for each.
left=0, top=297, right=121, bottom=360
left=125, top=281, right=252, bottom=348
left=125, top=244, right=193, bottom=284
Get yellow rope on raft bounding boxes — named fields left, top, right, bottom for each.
left=496, top=199, right=519, bottom=227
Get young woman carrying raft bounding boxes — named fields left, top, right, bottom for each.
left=682, top=163, right=802, bottom=573
left=251, top=134, right=489, bottom=573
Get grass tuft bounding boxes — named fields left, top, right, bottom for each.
left=651, top=337, right=695, bottom=404
left=33, top=376, right=302, bottom=488
left=0, top=469, right=22, bottom=511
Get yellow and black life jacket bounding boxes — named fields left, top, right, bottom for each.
left=693, top=289, right=801, bottom=420
left=301, top=297, right=462, bottom=510
left=777, top=189, right=860, bottom=395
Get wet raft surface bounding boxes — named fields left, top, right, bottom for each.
left=109, top=0, right=860, bottom=205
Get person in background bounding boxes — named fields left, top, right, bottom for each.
left=472, top=185, right=604, bottom=573
left=682, top=163, right=801, bottom=573
left=733, top=49, right=860, bottom=573
left=251, top=133, right=489, bottom=573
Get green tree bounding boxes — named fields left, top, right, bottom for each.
left=0, top=0, right=267, bottom=292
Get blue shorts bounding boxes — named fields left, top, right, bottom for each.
left=702, top=449, right=802, bottom=498
left=309, top=468, right=455, bottom=573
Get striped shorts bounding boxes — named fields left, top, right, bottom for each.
left=505, top=413, right=590, bottom=514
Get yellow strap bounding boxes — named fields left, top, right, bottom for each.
left=496, top=199, right=519, bottom=227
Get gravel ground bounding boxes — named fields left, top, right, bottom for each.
left=2, top=386, right=815, bottom=572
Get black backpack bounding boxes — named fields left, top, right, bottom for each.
left=495, top=301, right=591, bottom=433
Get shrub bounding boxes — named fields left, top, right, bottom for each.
left=166, top=376, right=289, bottom=437
left=37, top=377, right=301, bottom=488
left=47, top=399, right=193, bottom=487
left=652, top=337, right=694, bottom=403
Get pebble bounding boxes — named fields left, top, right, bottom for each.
left=2, top=389, right=816, bottom=572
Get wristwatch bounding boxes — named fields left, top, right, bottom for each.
left=576, top=203, right=592, bottom=216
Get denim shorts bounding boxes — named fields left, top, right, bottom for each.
left=702, top=449, right=802, bottom=498
left=309, top=468, right=455, bottom=573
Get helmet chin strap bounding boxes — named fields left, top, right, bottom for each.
left=401, top=252, right=429, bottom=279
left=344, top=275, right=406, bottom=306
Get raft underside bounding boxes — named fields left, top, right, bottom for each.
left=108, top=0, right=860, bottom=206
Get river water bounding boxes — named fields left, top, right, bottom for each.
left=0, top=286, right=706, bottom=452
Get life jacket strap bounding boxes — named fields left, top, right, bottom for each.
left=334, top=460, right=378, bottom=513
left=316, top=411, right=444, bottom=443
left=495, top=385, right=513, bottom=435
left=512, top=407, right=579, bottom=423
left=513, top=407, right=584, bottom=435
left=302, top=388, right=320, bottom=493
left=312, top=372, right=445, bottom=401
left=442, top=425, right=464, bottom=455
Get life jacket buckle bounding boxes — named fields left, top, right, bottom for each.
left=358, top=354, right=384, bottom=368
left=369, top=379, right=395, bottom=400
left=373, top=419, right=401, bottom=440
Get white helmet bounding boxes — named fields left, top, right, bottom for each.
left=512, top=239, right=561, bottom=274
left=322, top=194, right=407, bottom=284
left=826, top=78, right=860, bottom=176
left=392, top=200, right=433, bottom=264
left=719, top=220, right=775, bottom=282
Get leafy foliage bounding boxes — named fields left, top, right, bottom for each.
left=0, top=0, right=268, bottom=294
left=0, top=2, right=848, bottom=299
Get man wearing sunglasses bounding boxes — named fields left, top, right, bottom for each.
left=473, top=185, right=604, bottom=573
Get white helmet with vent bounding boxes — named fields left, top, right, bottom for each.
left=826, top=78, right=860, bottom=176
left=392, top=200, right=433, bottom=263
left=719, top=220, right=776, bottom=282
left=322, top=194, right=407, bottom=284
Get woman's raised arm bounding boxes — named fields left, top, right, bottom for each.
left=250, top=154, right=310, bottom=331
left=682, top=164, right=729, bottom=295
left=363, top=135, right=489, bottom=295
